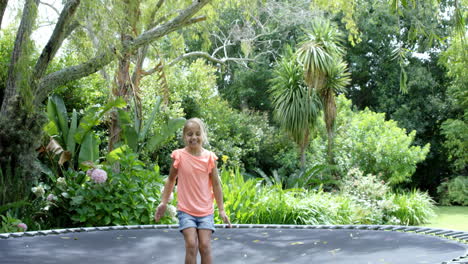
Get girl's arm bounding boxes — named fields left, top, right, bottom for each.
left=211, top=162, right=231, bottom=227
left=154, top=164, right=177, bottom=222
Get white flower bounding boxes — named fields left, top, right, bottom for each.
left=167, top=205, right=176, bottom=218
left=57, top=177, right=66, bottom=186
left=31, top=186, right=45, bottom=197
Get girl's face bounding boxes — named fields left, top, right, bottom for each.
left=184, top=122, right=203, bottom=150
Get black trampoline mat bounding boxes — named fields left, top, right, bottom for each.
left=1, top=227, right=467, bottom=264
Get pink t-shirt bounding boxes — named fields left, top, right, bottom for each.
left=171, top=148, right=218, bottom=217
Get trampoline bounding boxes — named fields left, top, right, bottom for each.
left=1, top=224, right=467, bottom=264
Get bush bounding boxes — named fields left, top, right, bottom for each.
left=65, top=151, right=172, bottom=226
left=218, top=167, right=433, bottom=226
left=389, top=190, right=436, bottom=225
left=310, top=95, right=430, bottom=186
left=340, top=168, right=400, bottom=225
left=437, top=176, right=468, bottom=206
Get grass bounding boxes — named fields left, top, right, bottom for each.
left=423, top=206, right=468, bottom=231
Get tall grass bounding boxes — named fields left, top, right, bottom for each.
left=389, top=190, right=436, bottom=225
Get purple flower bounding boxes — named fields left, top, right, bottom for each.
left=17, top=223, right=27, bottom=231
left=90, top=168, right=107, bottom=184
left=47, top=194, right=56, bottom=201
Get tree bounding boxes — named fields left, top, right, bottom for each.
left=339, top=0, right=461, bottom=194
left=296, top=19, right=350, bottom=166
left=270, top=47, right=321, bottom=169
left=0, top=0, right=212, bottom=205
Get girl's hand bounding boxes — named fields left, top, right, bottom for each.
left=154, top=203, right=167, bottom=222
left=219, top=209, right=232, bottom=228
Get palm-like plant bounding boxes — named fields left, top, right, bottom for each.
left=296, top=19, right=351, bottom=165
left=270, top=47, right=321, bottom=169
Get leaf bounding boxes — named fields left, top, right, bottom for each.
left=75, top=97, right=126, bottom=143
left=106, top=145, right=129, bottom=163
left=47, top=95, right=69, bottom=145
left=66, top=109, right=78, bottom=155
left=147, top=117, right=185, bottom=151
left=290, top=241, right=304, bottom=245
left=78, top=132, right=100, bottom=166
left=46, top=137, right=64, bottom=155
left=399, top=68, right=408, bottom=94
left=117, top=109, right=139, bottom=152
left=139, top=96, right=161, bottom=141
left=58, top=151, right=72, bottom=166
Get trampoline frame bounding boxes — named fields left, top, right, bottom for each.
left=1, top=224, right=467, bottom=264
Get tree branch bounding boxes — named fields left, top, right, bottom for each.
left=33, top=0, right=80, bottom=83
left=39, top=0, right=60, bottom=16
left=35, top=0, right=211, bottom=104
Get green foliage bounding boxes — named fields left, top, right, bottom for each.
left=437, top=176, right=468, bottom=206
left=146, top=59, right=274, bottom=172
left=66, top=151, right=168, bottom=226
left=441, top=116, right=468, bottom=172
left=0, top=28, right=16, bottom=104
left=0, top=212, right=26, bottom=233
left=340, top=0, right=454, bottom=194
left=270, top=46, right=321, bottom=148
left=340, top=168, right=399, bottom=225
left=117, top=96, right=186, bottom=154
left=256, top=164, right=334, bottom=190
left=44, top=95, right=125, bottom=169
left=217, top=167, right=434, bottom=226
left=319, top=95, right=431, bottom=186
left=389, top=190, right=436, bottom=225
left=439, top=32, right=468, bottom=174
left=216, top=167, right=261, bottom=223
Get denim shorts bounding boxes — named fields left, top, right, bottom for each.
left=177, top=211, right=215, bottom=233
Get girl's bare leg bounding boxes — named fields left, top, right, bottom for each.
left=182, top=228, right=198, bottom=264
left=198, top=229, right=213, bottom=264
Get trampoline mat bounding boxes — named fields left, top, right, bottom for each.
left=1, top=227, right=467, bottom=264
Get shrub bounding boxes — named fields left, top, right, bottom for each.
left=65, top=151, right=171, bottom=226
left=218, top=167, right=435, bottom=226
left=437, top=176, right=468, bottom=206
left=340, top=168, right=399, bottom=225
left=389, top=190, right=436, bottom=225
left=310, top=95, right=430, bottom=186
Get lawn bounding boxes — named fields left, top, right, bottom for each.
left=423, top=206, right=468, bottom=231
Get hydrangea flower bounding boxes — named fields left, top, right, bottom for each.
left=88, top=168, right=107, bottom=184
left=47, top=194, right=57, bottom=201
left=167, top=204, right=177, bottom=218
left=17, top=223, right=27, bottom=231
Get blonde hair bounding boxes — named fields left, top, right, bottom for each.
left=183, top=118, right=209, bottom=145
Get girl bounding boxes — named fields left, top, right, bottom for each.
left=154, top=118, right=231, bottom=264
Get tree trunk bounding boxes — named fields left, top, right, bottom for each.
left=324, top=91, right=336, bottom=166
left=299, top=128, right=310, bottom=170
left=0, top=0, right=8, bottom=30
left=1, top=0, right=39, bottom=116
